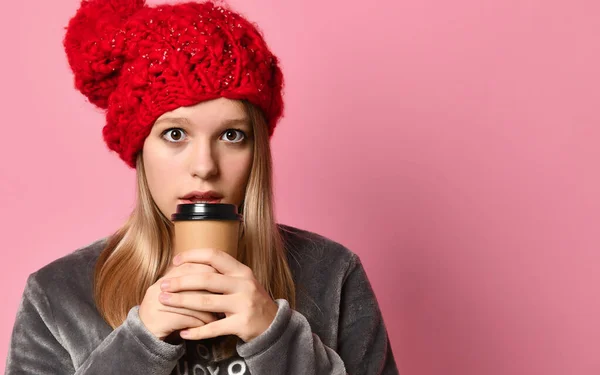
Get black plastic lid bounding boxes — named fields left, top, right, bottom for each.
left=171, top=203, right=242, bottom=221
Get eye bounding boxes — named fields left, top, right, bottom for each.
left=162, top=128, right=187, bottom=143
left=220, top=129, right=247, bottom=143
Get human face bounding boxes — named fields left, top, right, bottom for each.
left=142, top=98, right=253, bottom=220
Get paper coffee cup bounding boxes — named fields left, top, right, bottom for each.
left=171, top=203, right=243, bottom=258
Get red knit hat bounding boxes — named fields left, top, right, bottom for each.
left=64, top=0, right=284, bottom=168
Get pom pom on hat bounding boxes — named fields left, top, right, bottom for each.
left=63, top=0, right=284, bottom=168
left=64, top=0, right=146, bottom=109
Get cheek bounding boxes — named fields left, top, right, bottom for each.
left=223, top=152, right=253, bottom=188
left=142, top=141, right=179, bottom=206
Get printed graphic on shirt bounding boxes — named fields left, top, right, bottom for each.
left=172, top=341, right=250, bottom=375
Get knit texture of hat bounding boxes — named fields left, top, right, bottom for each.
left=64, top=0, right=284, bottom=168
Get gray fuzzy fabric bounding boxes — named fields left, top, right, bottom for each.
left=6, top=224, right=398, bottom=374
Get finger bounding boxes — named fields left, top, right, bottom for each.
left=159, top=292, right=239, bottom=313
left=157, top=310, right=210, bottom=332
left=180, top=316, right=240, bottom=341
left=161, top=273, right=239, bottom=294
left=174, top=248, right=253, bottom=278
left=161, top=262, right=217, bottom=279
left=159, top=290, right=219, bottom=323
left=158, top=305, right=218, bottom=325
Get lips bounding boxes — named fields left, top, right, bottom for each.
left=180, top=198, right=222, bottom=204
left=179, top=191, right=223, bottom=204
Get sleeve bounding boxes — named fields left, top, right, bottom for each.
left=236, top=254, right=399, bottom=374
left=5, top=274, right=185, bottom=374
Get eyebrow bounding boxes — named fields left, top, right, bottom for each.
left=155, top=117, right=250, bottom=128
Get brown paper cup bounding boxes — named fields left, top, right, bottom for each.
left=171, top=203, right=243, bottom=258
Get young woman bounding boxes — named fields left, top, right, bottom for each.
left=6, top=0, right=398, bottom=374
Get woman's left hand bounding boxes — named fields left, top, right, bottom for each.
left=159, top=248, right=279, bottom=342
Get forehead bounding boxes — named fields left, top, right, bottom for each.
left=156, top=98, right=248, bottom=125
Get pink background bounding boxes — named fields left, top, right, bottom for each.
left=1, top=0, right=599, bottom=373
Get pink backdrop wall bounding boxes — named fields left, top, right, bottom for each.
left=1, top=0, right=599, bottom=373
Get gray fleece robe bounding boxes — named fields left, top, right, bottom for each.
left=6, top=224, right=398, bottom=374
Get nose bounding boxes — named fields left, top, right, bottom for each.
left=188, top=139, right=218, bottom=180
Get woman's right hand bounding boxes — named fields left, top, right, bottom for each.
left=139, top=262, right=218, bottom=341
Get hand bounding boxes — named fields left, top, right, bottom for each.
left=159, top=248, right=279, bottom=342
left=138, top=262, right=219, bottom=341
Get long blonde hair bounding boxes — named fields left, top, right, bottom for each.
left=93, top=101, right=295, bottom=359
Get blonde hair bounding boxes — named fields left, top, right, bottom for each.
left=93, top=101, right=295, bottom=360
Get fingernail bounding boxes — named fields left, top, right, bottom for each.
left=180, top=330, right=191, bottom=338
left=160, top=280, right=170, bottom=290
left=173, top=255, right=181, bottom=265
left=159, top=292, right=171, bottom=302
